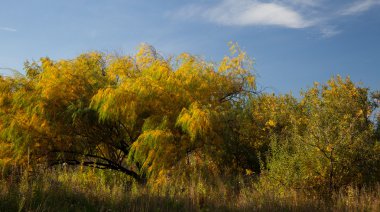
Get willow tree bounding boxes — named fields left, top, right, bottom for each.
left=0, top=53, right=117, bottom=176
left=90, top=44, right=256, bottom=184
left=0, top=75, right=24, bottom=173
left=0, top=44, right=256, bottom=183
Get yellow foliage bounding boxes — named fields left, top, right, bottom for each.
left=265, top=120, right=276, bottom=128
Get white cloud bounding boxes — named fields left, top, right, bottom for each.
left=340, top=0, right=380, bottom=15
left=205, top=0, right=312, bottom=28
left=0, top=27, right=17, bottom=32
left=171, top=0, right=380, bottom=38
left=173, top=0, right=314, bottom=29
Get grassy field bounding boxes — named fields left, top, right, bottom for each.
left=0, top=167, right=378, bottom=212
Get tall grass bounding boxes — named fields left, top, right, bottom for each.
left=0, top=167, right=379, bottom=211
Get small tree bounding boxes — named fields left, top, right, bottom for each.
left=265, top=76, right=379, bottom=193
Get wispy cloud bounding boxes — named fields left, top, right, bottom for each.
left=320, top=26, right=341, bottom=38
left=340, top=0, right=380, bottom=15
left=171, top=0, right=380, bottom=38
left=207, top=0, right=312, bottom=28
left=0, top=27, right=17, bottom=32
left=174, top=0, right=313, bottom=29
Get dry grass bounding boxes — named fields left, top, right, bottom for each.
left=0, top=167, right=379, bottom=211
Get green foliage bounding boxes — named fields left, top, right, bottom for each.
left=0, top=44, right=256, bottom=185
left=264, top=76, right=379, bottom=192
left=0, top=44, right=378, bottom=196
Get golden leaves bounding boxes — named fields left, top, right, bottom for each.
left=265, top=120, right=276, bottom=128
left=176, top=102, right=212, bottom=142
left=0, top=43, right=260, bottom=183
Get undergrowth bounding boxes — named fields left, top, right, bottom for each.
left=0, top=166, right=379, bottom=211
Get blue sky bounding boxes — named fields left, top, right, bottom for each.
left=1, top=0, right=379, bottom=94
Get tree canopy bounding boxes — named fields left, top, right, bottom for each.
left=0, top=44, right=256, bottom=183
left=0, top=44, right=378, bottom=191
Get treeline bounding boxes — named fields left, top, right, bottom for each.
left=0, top=44, right=379, bottom=194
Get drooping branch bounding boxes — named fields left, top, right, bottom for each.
left=48, top=150, right=143, bottom=182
